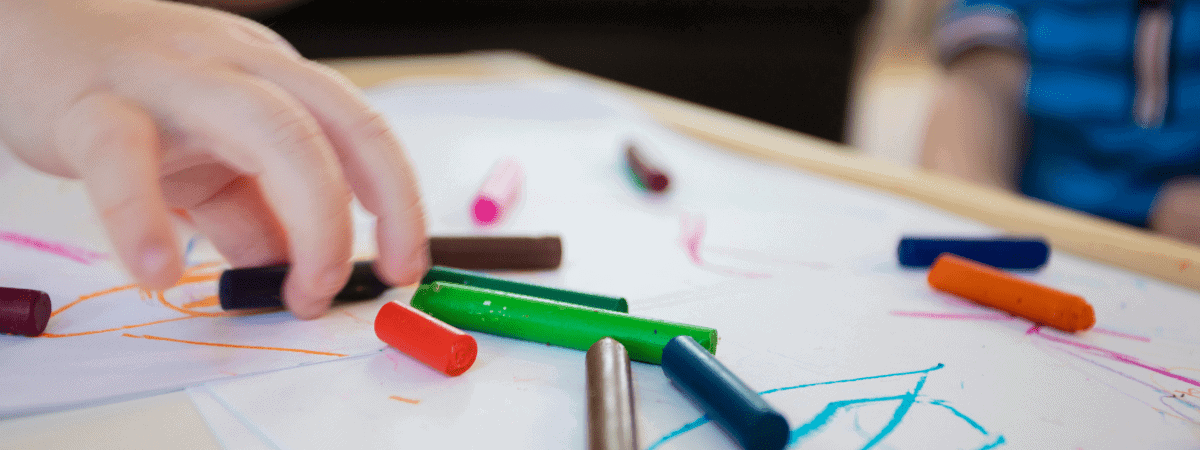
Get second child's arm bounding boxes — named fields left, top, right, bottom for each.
left=920, top=48, right=1028, bottom=191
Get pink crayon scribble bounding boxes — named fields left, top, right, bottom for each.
left=678, top=213, right=771, bottom=279
left=1090, top=327, right=1152, bottom=343
left=891, top=310, right=1151, bottom=343
left=705, top=246, right=832, bottom=271
left=0, top=231, right=107, bottom=264
left=383, top=348, right=408, bottom=373
left=889, top=310, right=1016, bottom=321
left=1039, top=339, right=1186, bottom=420
left=895, top=305, right=1187, bottom=421
left=1029, top=325, right=1200, bottom=388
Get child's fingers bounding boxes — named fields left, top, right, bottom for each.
left=115, top=66, right=355, bottom=319
left=55, top=92, right=182, bottom=290
left=234, top=51, right=430, bottom=286
left=181, top=173, right=290, bottom=269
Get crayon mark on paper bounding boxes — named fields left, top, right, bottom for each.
left=648, top=363, right=1004, bottom=450
left=678, top=213, right=771, bottom=279
left=41, top=264, right=239, bottom=338
left=1028, top=325, right=1199, bottom=388
left=0, top=230, right=107, bottom=264
left=892, top=307, right=1200, bottom=422
left=122, top=333, right=347, bottom=357
left=40, top=316, right=197, bottom=338
left=889, top=311, right=1014, bottom=321
left=389, top=395, right=421, bottom=404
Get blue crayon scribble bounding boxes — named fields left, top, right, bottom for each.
left=184, top=236, right=198, bottom=266
left=648, top=415, right=709, bottom=448
left=755, top=364, right=944, bottom=396
left=927, top=399, right=987, bottom=434
left=979, top=435, right=1007, bottom=449
left=646, top=363, right=1005, bottom=450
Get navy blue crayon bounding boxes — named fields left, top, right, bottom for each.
left=897, top=236, right=1049, bottom=269
left=661, top=336, right=789, bottom=450
left=219, top=261, right=388, bottom=310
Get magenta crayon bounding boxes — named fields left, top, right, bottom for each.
left=472, top=158, right=523, bottom=226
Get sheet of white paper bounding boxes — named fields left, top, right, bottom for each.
left=189, top=79, right=1200, bottom=449
left=186, top=386, right=275, bottom=450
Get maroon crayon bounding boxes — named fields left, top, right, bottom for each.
left=0, top=287, right=51, bottom=337
left=624, top=142, right=670, bottom=193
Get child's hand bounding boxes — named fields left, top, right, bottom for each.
left=1150, top=178, right=1200, bottom=246
left=0, top=0, right=429, bottom=319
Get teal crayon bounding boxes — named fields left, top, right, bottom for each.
left=422, top=266, right=628, bottom=313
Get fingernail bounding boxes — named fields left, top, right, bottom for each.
left=317, top=269, right=348, bottom=296
left=142, top=246, right=171, bottom=278
left=390, top=243, right=431, bottom=285
left=294, top=298, right=331, bottom=320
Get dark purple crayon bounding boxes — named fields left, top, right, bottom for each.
left=219, top=260, right=388, bottom=310
left=625, top=142, right=670, bottom=193
left=0, top=287, right=51, bottom=337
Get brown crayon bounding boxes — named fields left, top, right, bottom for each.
left=587, top=337, right=638, bottom=450
left=430, top=235, right=562, bottom=270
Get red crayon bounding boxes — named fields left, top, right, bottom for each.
left=375, top=301, right=478, bottom=376
left=625, top=142, right=670, bottom=192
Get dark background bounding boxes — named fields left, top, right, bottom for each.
left=256, top=1, right=873, bottom=143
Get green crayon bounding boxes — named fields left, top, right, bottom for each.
left=422, top=266, right=629, bottom=313
left=410, top=282, right=716, bottom=364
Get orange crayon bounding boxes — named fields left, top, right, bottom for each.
left=927, top=254, right=1094, bottom=332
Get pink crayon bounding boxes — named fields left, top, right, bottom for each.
left=472, top=158, right=523, bottom=226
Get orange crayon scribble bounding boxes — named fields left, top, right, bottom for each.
left=51, top=283, right=141, bottom=317
left=183, top=295, right=221, bottom=309
left=176, top=272, right=220, bottom=285
left=44, top=262, right=237, bottom=337
left=342, top=310, right=368, bottom=324
left=122, top=333, right=348, bottom=357
left=156, top=290, right=233, bottom=318
left=53, top=263, right=223, bottom=317
left=389, top=395, right=421, bottom=404
left=184, top=261, right=224, bottom=273
left=39, top=316, right=197, bottom=338
left=1170, top=388, right=1200, bottom=399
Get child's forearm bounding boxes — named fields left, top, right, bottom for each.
left=920, top=49, right=1028, bottom=191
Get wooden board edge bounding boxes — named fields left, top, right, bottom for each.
left=323, top=53, right=1200, bottom=292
